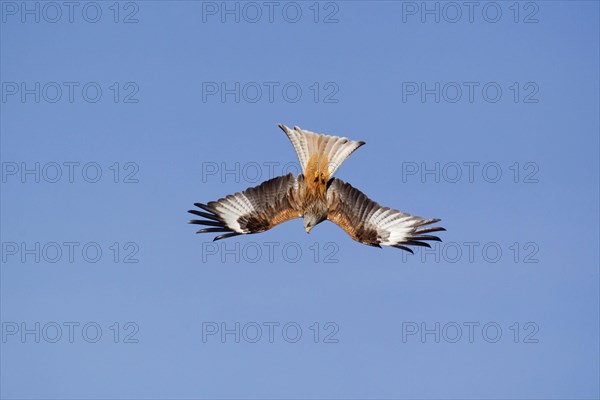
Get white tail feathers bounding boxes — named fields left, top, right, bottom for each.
left=278, top=124, right=365, bottom=178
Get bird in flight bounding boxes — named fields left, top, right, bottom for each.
left=188, top=124, right=445, bottom=253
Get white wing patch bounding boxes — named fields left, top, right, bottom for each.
left=376, top=214, right=433, bottom=246
left=212, top=194, right=256, bottom=233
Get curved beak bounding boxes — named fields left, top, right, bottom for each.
left=305, top=226, right=312, bottom=234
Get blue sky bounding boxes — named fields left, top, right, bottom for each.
left=1, top=1, right=599, bottom=398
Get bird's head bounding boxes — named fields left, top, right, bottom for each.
left=303, top=212, right=326, bottom=234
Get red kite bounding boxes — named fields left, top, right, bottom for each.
left=189, top=124, right=445, bottom=253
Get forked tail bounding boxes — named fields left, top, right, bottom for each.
left=278, top=124, right=365, bottom=183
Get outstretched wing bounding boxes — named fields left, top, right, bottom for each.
left=188, top=173, right=305, bottom=241
left=326, top=179, right=445, bottom=253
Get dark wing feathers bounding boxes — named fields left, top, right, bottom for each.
left=188, top=173, right=304, bottom=241
left=189, top=208, right=223, bottom=221
left=326, top=178, right=445, bottom=252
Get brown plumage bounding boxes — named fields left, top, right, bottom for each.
left=189, top=124, right=445, bottom=252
